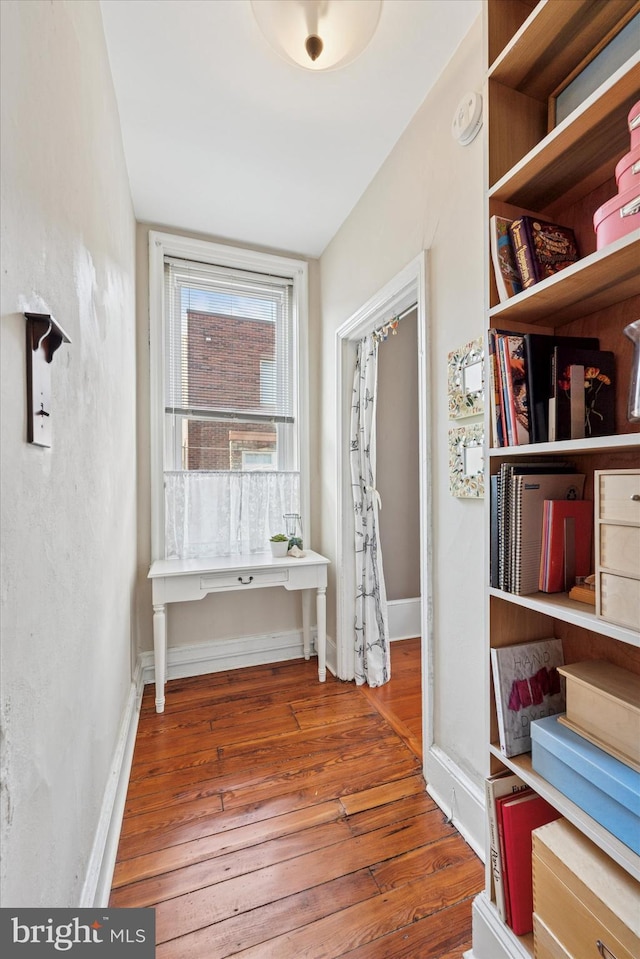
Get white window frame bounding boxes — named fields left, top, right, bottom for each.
left=149, top=230, right=310, bottom=561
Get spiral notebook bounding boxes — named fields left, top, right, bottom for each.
left=511, top=473, right=585, bottom=595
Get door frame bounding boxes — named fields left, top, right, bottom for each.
left=334, top=251, right=433, bottom=762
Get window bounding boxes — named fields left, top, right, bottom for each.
left=149, top=232, right=309, bottom=560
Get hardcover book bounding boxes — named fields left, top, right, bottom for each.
left=523, top=334, right=599, bottom=443
left=509, top=216, right=579, bottom=289
left=497, top=333, right=529, bottom=445
left=485, top=770, right=529, bottom=920
left=491, top=638, right=566, bottom=757
left=495, top=789, right=562, bottom=935
left=490, top=216, right=523, bottom=302
left=550, top=347, right=615, bottom=441
left=539, top=499, right=593, bottom=593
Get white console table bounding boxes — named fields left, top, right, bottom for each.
left=148, top=550, right=330, bottom=713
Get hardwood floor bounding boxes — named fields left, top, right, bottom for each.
left=111, top=641, right=482, bottom=957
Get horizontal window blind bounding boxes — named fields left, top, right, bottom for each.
left=164, top=257, right=294, bottom=424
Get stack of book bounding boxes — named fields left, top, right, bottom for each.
left=489, top=215, right=579, bottom=302
left=490, top=463, right=585, bottom=594
left=487, top=329, right=615, bottom=448
left=485, top=770, right=562, bottom=935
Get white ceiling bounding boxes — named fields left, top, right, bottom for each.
left=100, top=0, right=480, bottom=258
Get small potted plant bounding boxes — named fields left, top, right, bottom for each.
left=269, top=533, right=289, bottom=557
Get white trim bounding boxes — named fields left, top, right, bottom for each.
left=334, top=253, right=432, bottom=749
left=139, top=627, right=334, bottom=684
left=470, top=892, right=533, bottom=959
left=80, top=664, right=144, bottom=907
left=388, top=598, right=421, bottom=641
left=148, top=230, right=310, bottom=562
left=425, top=744, right=485, bottom=860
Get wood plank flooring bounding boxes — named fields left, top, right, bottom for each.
left=111, top=640, right=482, bottom=957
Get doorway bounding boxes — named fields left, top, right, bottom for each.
left=334, top=252, right=432, bottom=770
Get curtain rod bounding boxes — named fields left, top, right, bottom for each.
left=372, top=302, right=417, bottom=343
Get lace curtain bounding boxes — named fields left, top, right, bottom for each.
left=164, top=470, right=300, bottom=559
left=350, top=334, right=390, bottom=687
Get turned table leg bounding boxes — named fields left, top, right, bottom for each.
left=152, top=602, right=167, bottom=713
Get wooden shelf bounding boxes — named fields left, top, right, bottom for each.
left=489, top=746, right=640, bottom=882
left=488, top=588, right=640, bottom=647
left=488, top=230, right=640, bottom=326
left=489, top=54, right=640, bottom=207
left=489, top=0, right=640, bottom=101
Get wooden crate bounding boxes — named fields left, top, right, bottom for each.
left=532, top=819, right=640, bottom=959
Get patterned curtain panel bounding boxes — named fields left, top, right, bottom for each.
left=350, top=335, right=390, bottom=687
left=164, top=470, right=300, bottom=559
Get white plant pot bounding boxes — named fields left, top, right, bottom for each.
left=270, top=541, right=289, bottom=557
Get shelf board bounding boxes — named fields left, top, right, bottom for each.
left=489, top=746, right=640, bottom=882
left=489, top=0, right=640, bottom=101
left=489, top=54, right=640, bottom=211
left=488, top=230, right=640, bottom=326
left=488, top=588, right=640, bottom=647
left=488, top=433, right=640, bottom=458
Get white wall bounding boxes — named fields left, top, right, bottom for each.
left=318, top=18, right=486, bottom=832
left=377, top=309, right=421, bottom=601
left=0, top=0, right=137, bottom=905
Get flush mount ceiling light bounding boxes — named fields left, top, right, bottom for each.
left=250, top=0, right=383, bottom=72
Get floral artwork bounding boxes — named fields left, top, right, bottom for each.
left=449, top=423, right=484, bottom=498
left=448, top=337, right=484, bottom=419
left=558, top=364, right=613, bottom=436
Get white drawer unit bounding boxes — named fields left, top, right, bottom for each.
left=595, top=470, right=640, bottom=633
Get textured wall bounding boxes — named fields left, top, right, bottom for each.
left=318, top=18, right=486, bottom=796
left=0, top=0, right=136, bottom=905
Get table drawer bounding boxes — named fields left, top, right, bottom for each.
left=200, top=568, right=289, bottom=590
left=598, top=571, right=640, bottom=630
left=598, top=471, right=640, bottom=523
left=600, top=524, right=640, bottom=577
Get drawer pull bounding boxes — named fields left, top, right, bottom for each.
left=238, top=576, right=254, bottom=585
left=597, top=941, right=618, bottom=959
left=632, top=494, right=640, bottom=501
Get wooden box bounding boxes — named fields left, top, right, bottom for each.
left=595, top=470, right=640, bottom=632
left=532, top=818, right=640, bottom=959
left=557, top=661, right=640, bottom=771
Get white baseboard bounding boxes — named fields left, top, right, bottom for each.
left=140, top=627, right=331, bottom=685
left=80, top=662, right=144, bottom=907
left=470, top=891, right=532, bottom=959
left=424, top=743, right=485, bottom=860
left=388, top=597, right=421, bottom=641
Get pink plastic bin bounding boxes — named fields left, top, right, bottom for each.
left=594, top=182, right=640, bottom=250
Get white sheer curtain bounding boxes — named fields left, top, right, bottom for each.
left=164, top=470, right=300, bottom=559
left=350, top=335, right=390, bottom=687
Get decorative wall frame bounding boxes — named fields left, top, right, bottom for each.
left=449, top=423, right=484, bottom=498
left=447, top=336, right=484, bottom=419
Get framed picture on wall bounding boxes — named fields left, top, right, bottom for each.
left=449, top=423, right=484, bottom=498
left=448, top=337, right=484, bottom=419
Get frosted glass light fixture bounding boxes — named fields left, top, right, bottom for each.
left=250, top=0, right=383, bottom=71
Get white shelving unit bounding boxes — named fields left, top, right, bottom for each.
left=473, top=2, right=640, bottom=957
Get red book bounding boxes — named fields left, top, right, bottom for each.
left=495, top=790, right=562, bottom=935
left=539, top=499, right=593, bottom=593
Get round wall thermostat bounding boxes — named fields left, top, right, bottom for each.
left=451, top=92, right=483, bottom=145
